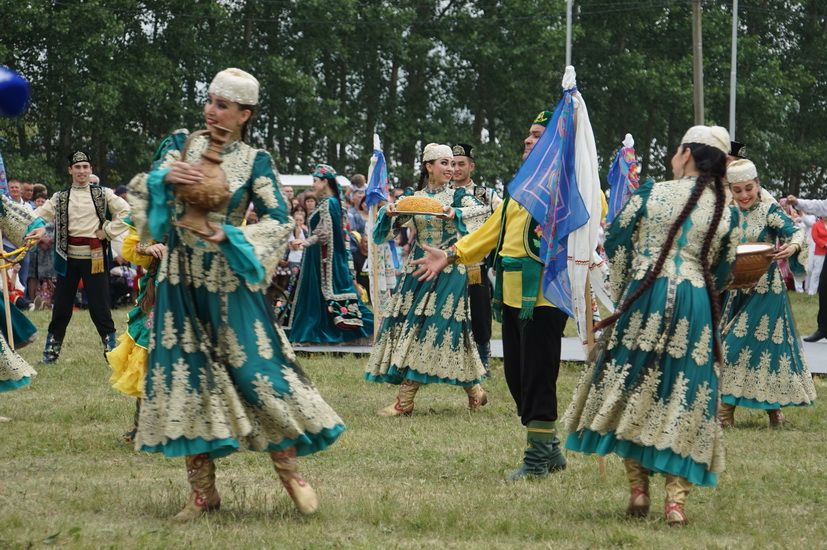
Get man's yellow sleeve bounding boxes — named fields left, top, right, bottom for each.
left=454, top=201, right=504, bottom=265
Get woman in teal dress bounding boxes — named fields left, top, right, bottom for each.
left=365, top=143, right=489, bottom=416
left=286, top=164, right=373, bottom=344
left=128, top=68, right=344, bottom=520
left=562, top=126, right=738, bottom=526
left=0, top=195, right=45, bottom=395
left=718, top=159, right=816, bottom=428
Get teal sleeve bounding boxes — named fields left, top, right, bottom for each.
left=146, top=167, right=173, bottom=242
left=26, top=218, right=46, bottom=233
left=713, top=207, right=740, bottom=290
left=373, top=205, right=397, bottom=245
left=605, top=178, right=654, bottom=303
left=219, top=224, right=265, bottom=284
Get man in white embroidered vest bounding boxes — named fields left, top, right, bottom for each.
left=34, top=151, right=130, bottom=363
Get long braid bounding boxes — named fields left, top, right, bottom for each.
left=594, top=176, right=707, bottom=331
left=698, top=175, right=727, bottom=363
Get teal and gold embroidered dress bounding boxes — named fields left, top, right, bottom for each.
left=720, top=201, right=817, bottom=409
left=563, top=178, right=738, bottom=487
left=365, top=185, right=488, bottom=386
left=286, top=196, right=373, bottom=343
left=0, top=195, right=44, bottom=392
left=128, top=131, right=344, bottom=459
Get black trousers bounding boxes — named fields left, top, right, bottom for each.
left=501, top=304, right=568, bottom=425
left=818, top=264, right=827, bottom=332
left=468, top=275, right=492, bottom=346
left=48, top=258, right=116, bottom=341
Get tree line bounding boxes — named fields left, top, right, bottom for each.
left=1, top=0, right=825, bottom=198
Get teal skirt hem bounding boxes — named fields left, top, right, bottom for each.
left=565, top=429, right=718, bottom=487
left=140, top=424, right=346, bottom=460
left=364, top=364, right=480, bottom=388
left=721, top=394, right=812, bottom=410
left=0, top=376, right=31, bottom=393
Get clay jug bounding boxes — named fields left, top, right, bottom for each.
left=175, top=125, right=232, bottom=235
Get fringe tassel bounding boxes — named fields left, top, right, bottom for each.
left=467, top=265, right=481, bottom=285
left=90, top=246, right=104, bottom=274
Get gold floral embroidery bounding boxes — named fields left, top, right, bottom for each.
left=181, top=317, right=198, bottom=353
left=772, top=318, right=785, bottom=345
left=221, top=326, right=247, bottom=368
left=691, top=326, right=711, bottom=366
left=638, top=312, right=662, bottom=352
left=721, top=349, right=817, bottom=406
left=562, top=360, right=724, bottom=471
left=621, top=311, right=644, bottom=350
left=161, top=311, right=177, bottom=350
left=667, top=318, right=690, bottom=359
left=732, top=313, right=749, bottom=338
left=618, top=194, right=642, bottom=228
left=255, top=320, right=274, bottom=360
left=754, top=314, right=770, bottom=342
left=441, top=293, right=456, bottom=320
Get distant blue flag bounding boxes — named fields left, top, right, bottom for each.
left=606, top=136, right=639, bottom=225
left=365, top=140, right=390, bottom=208
left=507, top=89, right=590, bottom=317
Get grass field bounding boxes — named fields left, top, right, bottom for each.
left=1, top=300, right=825, bottom=549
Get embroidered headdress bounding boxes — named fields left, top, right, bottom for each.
left=208, top=68, right=259, bottom=105
left=680, top=125, right=731, bottom=154
left=312, top=163, right=337, bottom=181
left=533, top=110, right=554, bottom=127
left=452, top=143, right=474, bottom=158
left=726, top=158, right=758, bottom=184
left=421, top=143, right=453, bottom=163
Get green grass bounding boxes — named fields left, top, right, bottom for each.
left=1, top=303, right=825, bottom=549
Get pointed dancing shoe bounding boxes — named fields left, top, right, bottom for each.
left=271, top=448, right=319, bottom=515
left=664, top=501, right=688, bottom=526
left=377, top=380, right=419, bottom=417
left=627, top=486, right=651, bottom=518
left=173, top=454, right=220, bottom=522
left=465, top=384, right=489, bottom=411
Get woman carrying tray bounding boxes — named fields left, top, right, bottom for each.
left=365, top=143, right=489, bottom=416
left=718, top=159, right=816, bottom=428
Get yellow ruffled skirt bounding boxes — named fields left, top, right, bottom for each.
left=107, top=332, right=148, bottom=398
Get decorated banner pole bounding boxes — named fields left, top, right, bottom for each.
left=365, top=134, right=390, bottom=340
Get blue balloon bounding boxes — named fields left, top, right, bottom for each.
left=0, top=66, right=31, bottom=118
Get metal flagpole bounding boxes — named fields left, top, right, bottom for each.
left=729, top=0, right=739, bottom=138
left=692, top=0, right=705, bottom=124
left=565, top=0, right=574, bottom=66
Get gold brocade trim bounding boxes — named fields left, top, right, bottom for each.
left=721, top=348, right=817, bottom=406
left=135, top=360, right=344, bottom=451
left=561, top=360, right=725, bottom=472
left=0, top=195, right=37, bottom=247
left=0, top=334, right=37, bottom=384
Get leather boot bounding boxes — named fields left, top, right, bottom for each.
left=42, top=333, right=62, bottom=364
left=718, top=402, right=736, bottom=428
left=664, top=475, right=691, bottom=526
left=270, top=447, right=318, bottom=515
left=505, top=421, right=566, bottom=481
left=476, top=342, right=491, bottom=376
left=173, top=453, right=221, bottom=522
left=122, top=399, right=141, bottom=444
left=803, top=329, right=825, bottom=342
left=624, top=458, right=651, bottom=517
left=378, top=379, right=420, bottom=416
left=767, top=408, right=785, bottom=428
left=464, top=384, right=488, bottom=410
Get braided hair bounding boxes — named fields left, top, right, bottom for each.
left=596, top=142, right=728, bottom=361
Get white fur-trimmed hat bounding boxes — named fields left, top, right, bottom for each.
left=421, top=143, right=453, bottom=163
left=727, top=158, right=759, bottom=184
left=208, top=68, right=259, bottom=105
left=680, top=125, right=731, bottom=154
